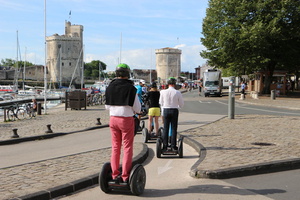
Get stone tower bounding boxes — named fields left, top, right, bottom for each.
left=155, top=47, right=181, bottom=84
left=46, top=21, right=84, bottom=86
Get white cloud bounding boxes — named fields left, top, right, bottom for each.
left=174, top=44, right=186, bottom=49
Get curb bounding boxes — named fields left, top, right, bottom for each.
left=183, top=133, right=300, bottom=179
left=0, top=125, right=109, bottom=146
left=196, top=158, right=300, bottom=179
left=15, top=143, right=149, bottom=200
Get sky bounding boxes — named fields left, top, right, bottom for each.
left=0, top=0, right=209, bottom=72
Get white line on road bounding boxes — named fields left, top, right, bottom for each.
left=158, top=160, right=173, bottom=175
left=199, top=101, right=211, bottom=103
left=215, top=100, right=300, bottom=115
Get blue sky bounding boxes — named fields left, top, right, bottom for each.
left=0, top=0, right=208, bottom=72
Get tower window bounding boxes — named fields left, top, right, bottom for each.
left=62, top=62, right=64, bottom=66
left=69, top=62, right=71, bottom=66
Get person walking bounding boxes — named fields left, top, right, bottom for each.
left=241, top=81, right=246, bottom=97
left=105, top=63, right=141, bottom=185
left=146, top=82, right=160, bottom=136
left=198, top=80, right=203, bottom=96
left=159, top=77, right=184, bottom=151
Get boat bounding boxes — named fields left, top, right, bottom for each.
left=0, top=85, right=17, bottom=93
left=18, top=89, right=37, bottom=96
left=92, top=79, right=111, bottom=93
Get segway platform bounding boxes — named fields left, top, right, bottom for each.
left=99, top=162, right=146, bottom=196
left=142, top=127, right=162, bottom=143
left=156, top=136, right=183, bottom=158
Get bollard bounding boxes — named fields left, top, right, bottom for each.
left=271, top=90, right=276, bottom=100
left=45, top=124, right=53, bottom=133
left=12, top=128, right=20, bottom=138
left=239, top=94, right=245, bottom=100
left=37, top=102, right=42, bottom=115
left=228, top=76, right=235, bottom=119
left=96, top=118, right=102, bottom=125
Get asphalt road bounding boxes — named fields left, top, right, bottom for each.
left=225, top=169, right=300, bottom=200
left=182, top=91, right=300, bottom=116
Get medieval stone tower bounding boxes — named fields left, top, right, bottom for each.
left=46, top=21, right=83, bottom=86
left=155, top=47, right=181, bottom=84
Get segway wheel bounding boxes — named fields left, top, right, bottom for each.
left=129, top=164, right=146, bottom=196
left=156, top=138, right=162, bottom=158
left=140, top=120, right=145, bottom=130
left=99, top=162, right=112, bottom=193
left=158, top=127, right=163, bottom=137
left=142, top=128, right=149, bottom=143
left=178, top=137, right=183, bottom=158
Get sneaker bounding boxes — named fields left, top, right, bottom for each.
left=172, top=146, right=178, bottom=151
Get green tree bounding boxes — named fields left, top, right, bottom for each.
left=201, top=0, right=300, bottom=93
left=1, top=58, right=15, bottom=67
left=84, top=60, right=107, bottom=79
left=1, top=58, right=34, bottom=68
left=16, top=61, right=34, bottom=68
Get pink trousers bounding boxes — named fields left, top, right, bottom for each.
left=109, top=116, right=134, bottom=181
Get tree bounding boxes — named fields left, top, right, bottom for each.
left=1, top=58, right=34, bottom=69
left=1, top=58, right=15, bottom=67
left=84, top=60, right=107, bottom=79
left=201, top=0, right=300, bottom=93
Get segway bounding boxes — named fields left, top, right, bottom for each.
left=135, top=114, right=145, bottom=133
left=156, top=124, right=183, bottom=158
left=99, top=162, right=146, bottom=196
left=142, top=119, right=162, bottom=143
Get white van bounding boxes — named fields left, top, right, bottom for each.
left=203, top=69, right=222, bottom=97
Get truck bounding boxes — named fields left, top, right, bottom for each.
left=203, top=69, right=222, bottom=97
left=222, top=77, right=240, bottom=89
left=222, top=77, right=230, bottom=89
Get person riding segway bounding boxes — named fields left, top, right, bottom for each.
left=100, top=63, right=146, bottom=195
left=157, top=77, right=184, bottom=158
left=142, top=82, right=161, bottom=143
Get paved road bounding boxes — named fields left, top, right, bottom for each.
left=226, top=169, right=300, bottom=200
left=0, top=128, right=112, bottom=168
left=182, top=91, right=300, bottom=116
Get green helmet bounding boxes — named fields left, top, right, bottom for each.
left=167, top=77, right=176, bottom=85
left=116, top=63, right=130, bottom=77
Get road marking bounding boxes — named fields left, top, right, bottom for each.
left=215, top=100, right=300, bottom=115
left=199, top=101, right=211, bottom=103
left=158, top=160, right=173, bottom=175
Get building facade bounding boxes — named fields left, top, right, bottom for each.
left=155, top=47, right=181, bottom=84
left=46, top=21, right=84, bottom=86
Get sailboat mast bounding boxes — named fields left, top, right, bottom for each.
left=16, top=30, right=19, bottom=90
left=44, top=0, right=48, bottom=114
left=23, top=47, right=27, bottom=91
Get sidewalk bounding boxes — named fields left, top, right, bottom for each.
left=1, top=93, right=300, bottom=199
left=0, top=104, right=111, bottom=141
